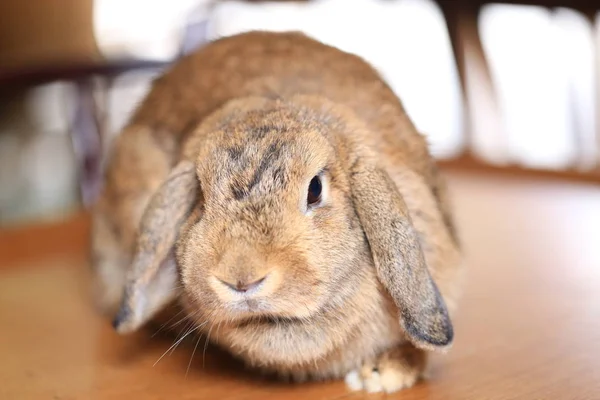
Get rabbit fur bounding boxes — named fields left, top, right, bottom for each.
left=91, top=31, right=464, bottom=393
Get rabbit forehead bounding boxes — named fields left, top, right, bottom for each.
left=197, top=125, right=332, bottom=203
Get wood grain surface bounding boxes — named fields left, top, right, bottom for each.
left=1, top=172, right=599, bottom=400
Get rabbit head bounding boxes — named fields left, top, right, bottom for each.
left=113, top=94, right=453, bottom=353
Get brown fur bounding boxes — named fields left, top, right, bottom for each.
left=91, top=31, right=464, bottom=393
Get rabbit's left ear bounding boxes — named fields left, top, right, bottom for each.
left=113, top=160, right=198, bottom=334
left=349, top=158, right=453, bottom=351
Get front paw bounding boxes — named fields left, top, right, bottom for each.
left=344, top=343, right=426, bottom=393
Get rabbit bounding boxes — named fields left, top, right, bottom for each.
left=90, top=31, right=464, bottom=393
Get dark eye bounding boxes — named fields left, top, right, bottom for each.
left=307, top=175, right=322, bottom=207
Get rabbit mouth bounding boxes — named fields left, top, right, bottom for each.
left=235, top=315, right=303, bottom=328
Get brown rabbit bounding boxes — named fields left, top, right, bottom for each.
left=91, top=31, right=464, bottom=393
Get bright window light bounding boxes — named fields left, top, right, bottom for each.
left=93, top=0, right=209, bottom=60
left=479, top=4, right=594, bottom=170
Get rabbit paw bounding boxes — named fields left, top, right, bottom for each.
left=344, top=343, right=426, bottom=393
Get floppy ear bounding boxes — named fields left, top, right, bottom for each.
left=113, top=160, right=199, bottom=334
left=350, top=159, right=453, bottom=351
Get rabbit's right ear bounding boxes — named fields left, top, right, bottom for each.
left=113, top=160, right=199, bottom=334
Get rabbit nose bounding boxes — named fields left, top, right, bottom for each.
left=218, top=276, right=266, bottom=293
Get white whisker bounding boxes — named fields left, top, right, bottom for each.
left=202, top=319, right=216, bottom=368
left=186, top=334, right=202, bottom=378
left=154, top=325, right=198, bottom=367
left=151, top=309, right=186, bottom=338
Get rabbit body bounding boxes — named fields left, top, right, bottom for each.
left=92, top=31, right=463, bottom=393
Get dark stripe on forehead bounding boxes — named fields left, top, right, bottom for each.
left=247, top=142, right=283, bottom=191
left=231, top=184, right=248, bottom=201
left=226, top=146, right=243, bottom=161
left=252, top=124, right=278, bottom=139
left=229, top=141, right=286, bottom=200
left=272, top=166, right=286, bottom=187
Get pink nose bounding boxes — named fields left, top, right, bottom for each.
left=218, top=276, right=266, bottom=293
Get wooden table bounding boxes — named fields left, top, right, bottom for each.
left=1, top=171, right=599, bottom=400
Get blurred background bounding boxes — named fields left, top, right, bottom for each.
left=2, top=3, right=600, bottom=398
left=0, top=0, right=598, bottom=227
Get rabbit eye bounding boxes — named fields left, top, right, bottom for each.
left=307, top=175, right=322, bottom=207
